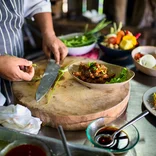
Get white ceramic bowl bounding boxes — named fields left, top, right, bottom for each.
left=131, top=46, right=156, bottom=77
left=59, top=33, right=96, bottom=56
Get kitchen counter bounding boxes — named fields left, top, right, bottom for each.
left=39, top=58, right=156, bottom=156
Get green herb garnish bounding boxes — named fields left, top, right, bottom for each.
left=107, top=68, right=128, bottom=83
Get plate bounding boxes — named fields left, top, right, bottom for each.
left=143, top=86, right=156, bottom=116
left=68, top=59, right=135, bottom=89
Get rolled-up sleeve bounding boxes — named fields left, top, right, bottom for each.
left=24, top=0, right=52, bottom=18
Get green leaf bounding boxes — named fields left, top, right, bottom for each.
left=107, top=68, right=128, bottom=83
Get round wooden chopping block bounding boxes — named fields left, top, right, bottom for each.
left=13, top=57, right=130, bottom=130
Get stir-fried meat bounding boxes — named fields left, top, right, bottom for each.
left=73, top=62, right=115, bottom=83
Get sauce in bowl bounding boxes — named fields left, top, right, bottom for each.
left=5, top=144, right=46, bottom=156
left=94, top=126, right=129, bottom=150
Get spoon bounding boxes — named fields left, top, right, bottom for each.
left=95, top=110, right=149, bottom=148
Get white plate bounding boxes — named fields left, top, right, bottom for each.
left=143, top=86, right=156, bottom=116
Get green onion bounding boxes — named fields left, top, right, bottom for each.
left=61, top=19, right=111, bottom=47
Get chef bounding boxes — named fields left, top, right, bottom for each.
left=0, top=0, right=68, bottom=105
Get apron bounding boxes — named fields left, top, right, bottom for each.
left=0, top=0, right=24, bottom=105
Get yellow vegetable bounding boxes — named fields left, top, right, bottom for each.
left=119, top=35, right=137, bottom=50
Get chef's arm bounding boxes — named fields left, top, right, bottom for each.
left=33, top=12, right=55, bottom=37
left=33, top=12, right=68, bottom=64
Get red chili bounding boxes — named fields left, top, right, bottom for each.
left=135, top=33, right=141, bottom=39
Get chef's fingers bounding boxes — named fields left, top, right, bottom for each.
left=26, top=66, right=35, bottom=77
left=19, top=66, right=35, bottom=81
left=52, top=48, right=60, bottom=65
left=59, top=46, right=68, bottom=61
left=16, top=58, right=32, bottom=66
left=43, top=46, right=51, bottom=59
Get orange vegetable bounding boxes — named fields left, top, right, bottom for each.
left=116, top=30, right=125, bottom=44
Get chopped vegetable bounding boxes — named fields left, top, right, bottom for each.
left=47, top=66, right=68, bottom=103
left=32, top=64, right=37, bottom=67
left=116, top=30, right=125, bottom=44
left=119, top=35, right=137, bottom=50
left=108, top=37, right=117, bottom=45
left=61, top=34, right=96, bottom=47
left=134, top=52, right=144, bottom=60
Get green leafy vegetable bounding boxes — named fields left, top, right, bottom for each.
left=107, top=68, right=128, bottom=83
left=61, top=19, right=111, bottom=47
left=85, top=18, right=111, bottom=35
left=61, top=34, right=96, bottom=47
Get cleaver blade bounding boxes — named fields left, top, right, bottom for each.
left=36, top=59, right=60, bottom=102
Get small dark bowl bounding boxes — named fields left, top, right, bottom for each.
left=98, top=43, right=132, bottom=58
left=98, top=36, right=138, bottom=59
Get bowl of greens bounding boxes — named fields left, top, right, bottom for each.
left=59, top=32, right=96, bottom=55
left=59, top=19, right=111, bottom=56
left=68, top=59, right=135, bottom=89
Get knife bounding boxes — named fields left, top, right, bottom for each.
left=36, top=59, right=60, bottom=102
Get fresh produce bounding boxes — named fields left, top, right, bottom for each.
left=61, top=19, right=111, bottom=47
left=100, top=22, right=141, bottom=50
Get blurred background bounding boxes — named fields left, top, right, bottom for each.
left=23, top=0, right=156, bottom=57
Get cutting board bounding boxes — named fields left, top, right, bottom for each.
left=13, top=57, right=130, bottom=130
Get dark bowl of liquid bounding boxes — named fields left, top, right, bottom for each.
left=86, top=117, right=140, bottom=155
left=0, top=138, right=52, bottom=156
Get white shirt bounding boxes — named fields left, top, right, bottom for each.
left=24, top=0, right=52, bottom=17
left=0, top=0, right=52, bottom=105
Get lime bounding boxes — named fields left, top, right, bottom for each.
left=139, top=54, right=156, bottom=68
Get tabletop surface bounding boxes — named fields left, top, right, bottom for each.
left=39, top=56, right=156, bottom=156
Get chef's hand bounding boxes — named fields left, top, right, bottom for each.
left=42, top=32, right=68, bottom=64
left=0, top=55, right=35, bottom=81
